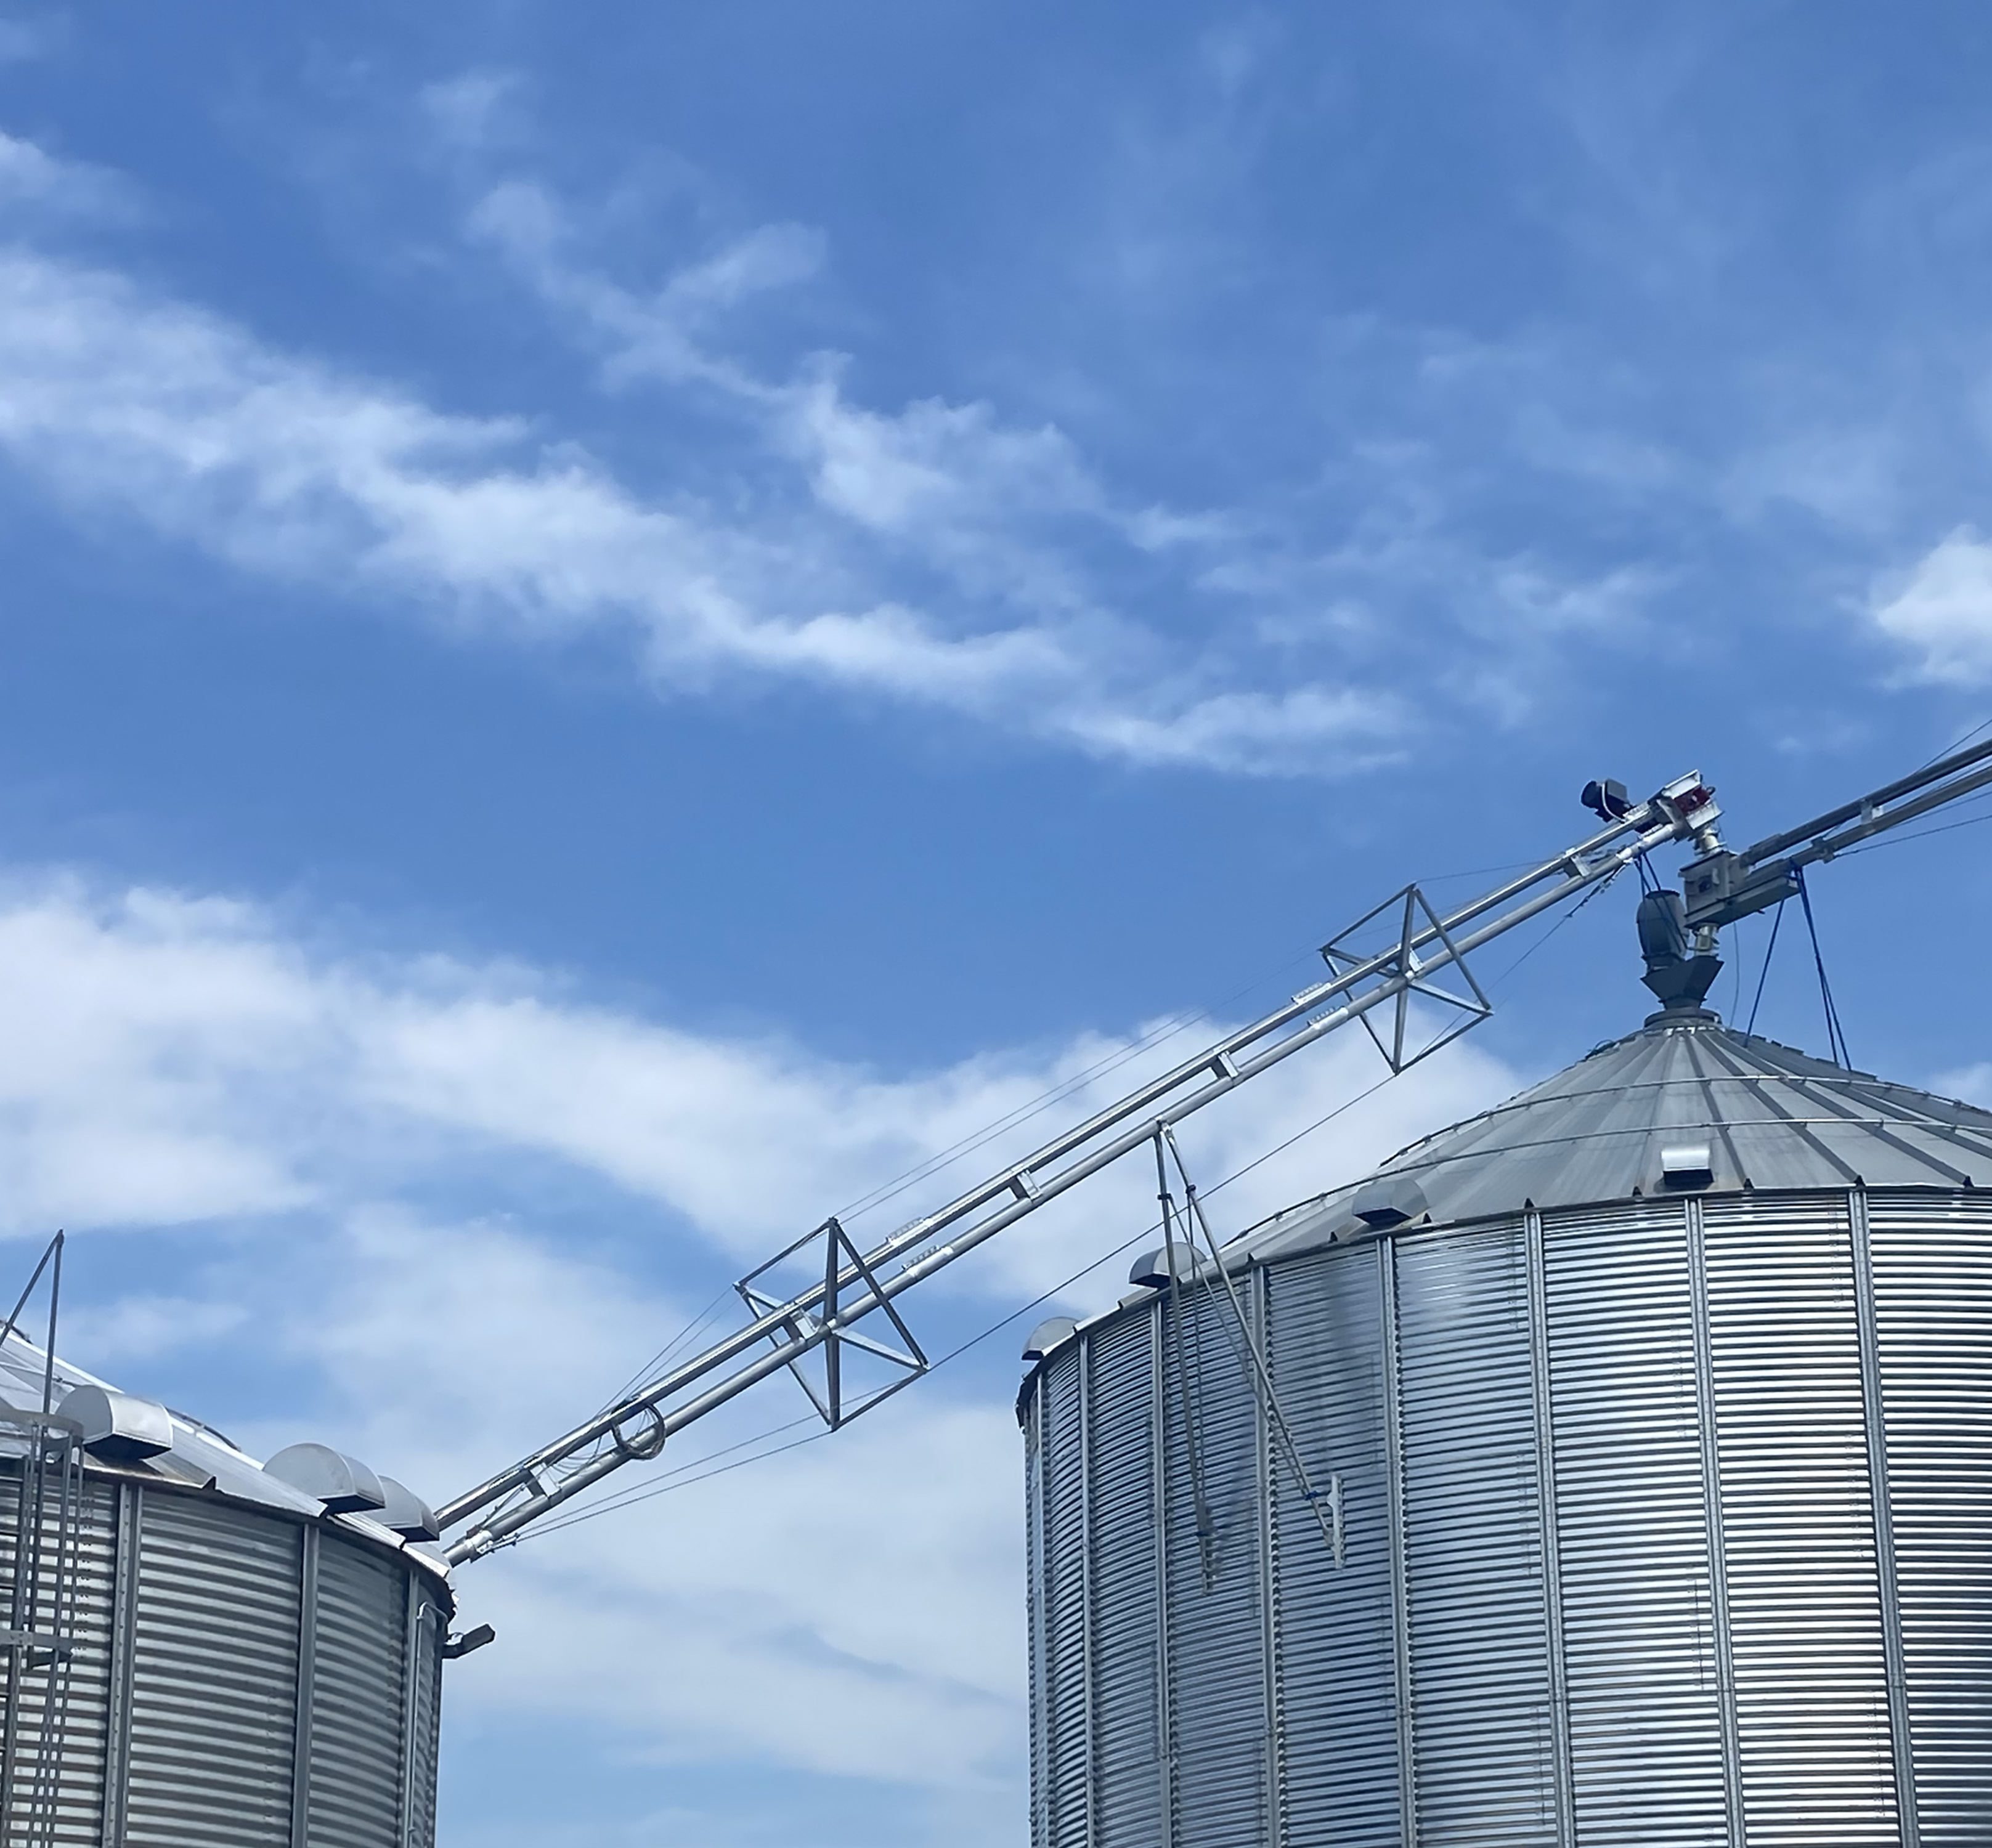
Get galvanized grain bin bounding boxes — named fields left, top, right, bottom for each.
left=0, top=1348, right=450, bottom=1847
left=1021, top=1011, right=1992, bottom=1846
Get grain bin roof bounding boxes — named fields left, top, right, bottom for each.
left=0, top=1333, right=444, bottom=1572
left=1234, top=1011, right=1992, bottom=1263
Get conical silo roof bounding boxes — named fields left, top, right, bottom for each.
left=1235, top=1010, right=1992, bottom=1263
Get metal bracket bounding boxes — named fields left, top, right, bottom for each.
left=735, top=1217, right=929, bottom=1430
left=1320, top=883, right=1494, bottom=1074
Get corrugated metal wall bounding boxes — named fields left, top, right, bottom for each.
left=1702, top=1193, right=1899, bottom=1844
left=0, top=1475, right=447, bottom=1848
left=124, top=1491, right=303, bottom=1846
left=1085, top=1310, right=1161, bottom=1847
left=1263, top=1241, right=1396, bottom=1846
left=1544, top=1200, right=1727, bottom=1844
left=1396, top=1220, right=1558, bottom=1846
left=1025, top=1187, right=1992, bottom=1847
left=1866, top=1194, right=1992, bottom=1846
left=1162, top=1277, right=1265, bottom=1848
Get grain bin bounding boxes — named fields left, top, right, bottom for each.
left=0, top=1340, right=452, bottom=1847
left=1021, top=1001, right=1992, bottom=1846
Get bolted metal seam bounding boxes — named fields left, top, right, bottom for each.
left=1850, top=1188, right=1921, bottom=1847
left=1686, top=1196, right=1745, bottom=1848
left=1526, top=1206, right=1577, bottom=1848
left=1380, top=1238, right=1417, bottom=1848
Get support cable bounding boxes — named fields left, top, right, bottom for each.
left=1481, top=862, right=1630, bottom=995
left=1793, top=866, right=1852, bottom=1069
left=1164, top=1128, right=1343, bottom=1570
left=1744, top=895, right=1787, bottom=1040
left=1157, top=1135, right=1219, bottom=1590
left=510, top=1063, right=1412, bottom=1546
left=0, top=1234, right=61, bottom=1360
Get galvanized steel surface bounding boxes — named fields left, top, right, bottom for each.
left=1023, top=1180, right=1992, bottom=1846
left=1, top=1473, right=445, bottom=1847
left=1240, top=1019, right=1992, bottom=1260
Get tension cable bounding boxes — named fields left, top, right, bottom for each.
left=1743, top=894, right=1787, bottom=1040
left=1163, top=1127, right=1345, bottom=1575
left=1793, top=865, right=1852, bottom=1069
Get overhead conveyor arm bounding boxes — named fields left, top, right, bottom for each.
left=433, top=772, right=1724, bottom=1563
left=1682, top=734, right=1992, bottom=933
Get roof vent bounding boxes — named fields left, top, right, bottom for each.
left=1352, top=1175, right=1429, bottom=1229
left=1021, top=1317, right=1078, bottom=1362
left=264, top=1442, right=388, bottom=1513
left=1661, top=1143, right=1715, bottom=1190
left=1128, top=1244, right=1208, bottom=1289
left=376, top=1476, right=442, bottom=1542
left=63, top=1385, right=173, bottom=1461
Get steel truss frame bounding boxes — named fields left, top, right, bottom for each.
left=436, top=772, right=1723, bottom=1562
left=735, top=1216, right=929, bottom=1430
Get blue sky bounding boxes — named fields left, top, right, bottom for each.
left=4, top=4, right=1992, bottom=1844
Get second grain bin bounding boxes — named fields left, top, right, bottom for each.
left=1021, top=998, right=1992, bottom=1847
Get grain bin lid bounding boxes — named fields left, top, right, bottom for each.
left=1235, top=1012, right=1992, bottom=1262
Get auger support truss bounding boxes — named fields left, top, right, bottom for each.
left=433, top=771, right=1722, bottom=1563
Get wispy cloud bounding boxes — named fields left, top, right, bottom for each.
left=0, top=128, right=131, bottom=218
left=466, top=176, right=1203, bottom=628
left=0, top=870, right=1518, bottom=1275
left=0, top=18, right=58, bottom=67
left=0, top=132, right=1405, bottom=774
left=1869, top=526, right=1992, bottom=686
left=1935, top=1061, right=1992, bottom=1108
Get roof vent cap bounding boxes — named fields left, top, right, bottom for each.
left=63, top=1385, right=173, bottom=1461
left=1352, top=1175, right=1429, bottom=1229
left=264, top=1442, right=388, bottom=1513
left=1661, top=1143, right=1715, bottom=1190
left=1021, top=1317, right=1078, bottom=1362
left=1128, top=1244, right=1209, bottom=1289
left=375, top=1475, right=441, bottom=1542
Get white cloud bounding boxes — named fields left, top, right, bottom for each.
left=1935, top=1062, right=1992, bottom=1109
left=469, top=182, right=826, bottom=388
left=56, top=1293, right=248, bottom=1364
left=420, top=71, right=526, bottom=153
left=0, top=128, right=128, bottom=217
left=468, top=180, right=1153, bottom=620
left=0, top=132, right=1398, bottom=775
left=1870, top=527, right=1992, bottom=685
left=0, top=872, right=1520, bottom=1276
left=0, top=20, right=55, bottom=67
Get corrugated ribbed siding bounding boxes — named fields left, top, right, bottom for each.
left=1025, top=1390, right=1049, bottom=1848
left=1541, top=1199, right=1730, bottom=1842
left=1162, top=1283, right=1264, bottom=1848
left=1702, top=1193, right=1899, bottom=1844
left=1263, top=1242, right=1397, bottom=1847
left=0, top=1467, right=117, bottom=1846
left=1394, top=1222, right=1558, bottom=1846
left=1041, top=1353, right=1087, bottom=1848
left=124, top=1491, right=301, bottom=1848
left=1021, top=1184, right=1992, bottom=1846
left=1868, top=1191, right=1992, bottom=1844
left=1086, top=1308, right=1161, bottom=1847
left=309, top=1537, right=409, bottom=1848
